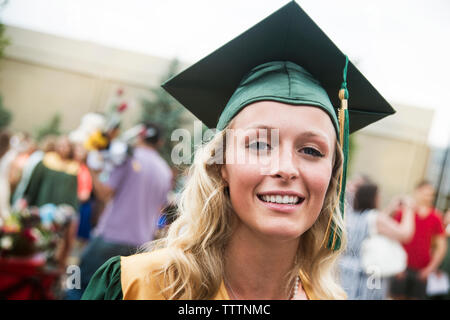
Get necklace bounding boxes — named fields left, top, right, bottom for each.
left=224, top=275, right=300, bottom=300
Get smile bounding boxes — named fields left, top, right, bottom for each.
left=257, top=194, right=303, bottom=205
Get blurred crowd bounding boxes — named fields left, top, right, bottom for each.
left=0, top=110, right=178, bottom=299
left=0, top=117, right=449, bottom=300
left=339, top=175, right=450, bottom=300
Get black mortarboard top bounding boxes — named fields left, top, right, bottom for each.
left=162, top=1, right=395, bottom=134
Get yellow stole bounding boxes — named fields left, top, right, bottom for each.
left=43, top=152, right=79, bottom=176
left=121, top=249, right=317, bottom=300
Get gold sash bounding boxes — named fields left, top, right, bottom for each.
left=121, top=249, right=316, bottom=300
left=43, top=152, right=79, bottom=176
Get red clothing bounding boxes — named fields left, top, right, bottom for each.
left=394, top=208, right=445, bottom=270
left=77, top=164, right=92, bottom=199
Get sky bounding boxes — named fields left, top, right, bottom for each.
left=2, top=0, right=449, bottom=148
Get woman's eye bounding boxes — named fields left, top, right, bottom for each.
left=301, top=147, right=324, bottom=158
left=248, top=141, right=271, bottom=151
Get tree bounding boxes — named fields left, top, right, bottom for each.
left=35, top=113, right=62, bottom=142
left=0, top=22, right=9, bottom=58
left=0, top=0, right=12, bottom=128
left=0, top=95, right=10, bottom=129
left=140, top=59, right=193, bottom=165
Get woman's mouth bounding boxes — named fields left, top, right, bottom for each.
left=257, top=194, right=303, bottom=205
left=256, top=193, right=305, bottom=212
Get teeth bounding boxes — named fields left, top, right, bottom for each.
left=260, top=194, right=300, bottom=204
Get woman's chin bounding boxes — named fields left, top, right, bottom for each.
left=256, top=224, right=306, bottom=241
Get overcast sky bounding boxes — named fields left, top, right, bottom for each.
left=2, top=0, right=449, bottom=148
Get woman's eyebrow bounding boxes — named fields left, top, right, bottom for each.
left=240, top=126, right=332, bottom=146
left=299, top=130, right=332, bottom=147
left=300, top=130, right=329, bottom=140
left=243, top=124, right=276, bottom=130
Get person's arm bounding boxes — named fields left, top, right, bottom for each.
left=418, top=213, right=448, bottom=280
left=444, top=210, right=450, bottom=234
left=376, top=197, right=415, bottom=243
left=90, top=169, right=115, bottom=203
left=8, top=156, right=23, bottom=194
left=419, top=235, right=447, bottom=280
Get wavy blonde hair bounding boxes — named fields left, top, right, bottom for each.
left=143, top=125, right=347, bottom=300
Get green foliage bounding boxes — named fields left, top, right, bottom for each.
left=140, top=59, right=192, bottom=165
left=0, top=1, right=10, bottom=59
left=0, top=95, right=11, bottom=128
left=0, top=23, right=9, bottom=59
left=0, top=1, right=12, bottom=127
left=35, top=113, right=62, bottom=142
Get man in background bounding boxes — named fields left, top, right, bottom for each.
left=66, top=122, right=172, bottom=299
left=390, top=181, right=447, bottom=299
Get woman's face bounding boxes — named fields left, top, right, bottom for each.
left=73, top=143, right=87, bottom=162
left=56, top=137, right=72, bottom=159
left=221, top=101, right=336, bottom=241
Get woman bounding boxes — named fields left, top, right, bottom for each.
left=82, top=2, right=394, bottom=300
left=339, top=183, right=415, bottom=299
left=24, top=135, right=79, bottom=210
left=0, top=130, right=11, bottom=220
left=73, top=142, right=93, bottom=244
left=23, top=135, right=80, bottom=268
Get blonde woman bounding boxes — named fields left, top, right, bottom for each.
left=82, top=2, right=395, bottom=300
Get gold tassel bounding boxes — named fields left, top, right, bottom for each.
left=321, top=88, right=348, bottom=250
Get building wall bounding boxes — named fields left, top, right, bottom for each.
left=0, top=25, right=184, bottom=135
left=349, top=103, right=434, bottom=207
left=350, top=132, right=430, bottom=207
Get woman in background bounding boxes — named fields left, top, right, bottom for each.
left=23, top=135, right=80, bottom=268
left=0, top=130, right=11, bottom=220
left=339, top=182, right=415, bottom=299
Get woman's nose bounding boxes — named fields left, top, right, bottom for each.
left=272, top=148, right=299, bottom=181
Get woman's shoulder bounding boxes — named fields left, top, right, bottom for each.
left=82, top=249, right=170, bottom=300
left=120, top=249, right=170, bottom=300
left=121, top=248, right=169, bottom=276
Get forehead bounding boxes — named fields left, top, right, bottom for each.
left=57, top=137, right=71, bottom=145
left=417, top=184, right=435, bottom=193
left=230, top=101, right=337, bottom=141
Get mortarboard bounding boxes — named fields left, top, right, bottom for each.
left=162, top=1, right=395, bottom=250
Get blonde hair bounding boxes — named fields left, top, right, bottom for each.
left=142, top=126, right=347, bottom=300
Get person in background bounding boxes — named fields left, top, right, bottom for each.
left=339, top=182, right=415, bottom=299
left=390, top=181, right=447, bottom=300
left=0, top=132, right=33, bottom=219
left=428, top=208, right=450, bottom=300
left=24, top=135, right=79, bottom=209
left=8, top=133, right=36, bottom=197
left=23, top=135, right=80, bottom=268
left=11, top=135, right=58, bottom=207
left=345, top=174, right=372, bottom=213
left=66, top=122, right=172, bottom=299
left=0, top=130, right=11, bottom=220
left=73, top=142, right=93, bottom=247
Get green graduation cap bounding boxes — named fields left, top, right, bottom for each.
left=162, top=1, right=395, bottom=251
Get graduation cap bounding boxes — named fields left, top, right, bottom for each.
left=162, top=1, right=395, bottom=251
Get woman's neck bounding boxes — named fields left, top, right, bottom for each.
left=223, top=224, right=300, bottom=300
